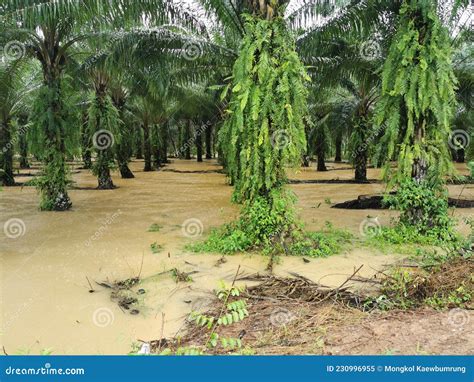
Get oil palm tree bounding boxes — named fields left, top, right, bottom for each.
left=0, top=0, right=196, bottom=209
left=0, top=61, right=33, bottom=186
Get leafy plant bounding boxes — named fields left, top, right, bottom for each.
left=148, top=223, right=162, bottom=232
left=380, top=180, right=459, bottom=245
left=189, top=191, right=352, bottom=257
left=171, top=268, right=193, bottom=283
left=375, top=0, right=457, bottom=186
left=468, top=162, right=474, bottom=179
left=159, top=282, right=250, bottom=355
left=150, top=242, right=163, bottom=254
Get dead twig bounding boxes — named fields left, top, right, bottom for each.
left=158, top=312, right=165, bottom=353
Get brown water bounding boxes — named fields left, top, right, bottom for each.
left=1, top=160, right=472, bottom=354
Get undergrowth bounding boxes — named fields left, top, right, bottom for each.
left=188, top=189, right=352, bottom=258
left=382, top=180, right=458, bottom=244
left=157, top=282, right=253, bottom=355
left=364, top=180, right=461, bottom=252
left=368, top=246, right=473, bottom=311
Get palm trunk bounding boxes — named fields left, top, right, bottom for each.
left=81, top=112, right=92, bottom=169
left=184, top=120, right=192, bottom=160
left=40, top=74, right=72, bottom=210
left=18, top=115, right=30, bottom=169
left=196, top=127, right=203, bottom=162
left=205, top=123, right=212, bottom=159
left=335, top=132, right=342, bottom=162
left=353, top=114, right=368, bottom=182
left=316, top=151, right=327, bottom=171
left=119, top=160, right=134, bottom=178
left=160, top=122, right=169, bottom=163
left=412, top=120, right=428, bottom=184
left=93, top=85, right=115, bottom=190
left=315, top=130, right=327, bottom=172
left=113, top=98, right=134, bottom=179
left=97, top=150, right=115, bottom=189
left=0, top=119, right=15, bottom=186
left=354, top=148, right=368, bottom=182
left=455, top=148, right=465, bottom=163
left=117, top=126, right=135, bottom=178
left=152, top=124, right=161, bottom=169
left=302, top=128, right=310, bottom=167
left=143, top=123, right=153, bottom=171
left=135, top=126, right=144, bottom=159
left=19, top=132, right=30, bottom=169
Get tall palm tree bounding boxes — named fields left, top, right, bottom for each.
left=1, top=0, right=194, bottom=209
left=0, top=61, right=31, bottom=186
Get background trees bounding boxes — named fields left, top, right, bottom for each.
left=0, top=0, right=471, bottom=244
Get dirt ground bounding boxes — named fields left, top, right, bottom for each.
left=325, top=308, right=473, bottom=355
left=1, top=159, right=473, bottom=355
left=160, top=269, right=473, bottom=356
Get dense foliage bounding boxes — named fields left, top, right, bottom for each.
left=375, top=0, right=458, bottom=185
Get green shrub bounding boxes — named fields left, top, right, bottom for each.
left=381, top=180, right=458, bottom=245
left=189, top=188, right=352, bottom=258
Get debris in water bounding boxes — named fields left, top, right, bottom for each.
left=215, top=256, right=227, bottom=267
left=137, top=343, right=150, bottom=355
left=86, top=276, right=95, bottom=293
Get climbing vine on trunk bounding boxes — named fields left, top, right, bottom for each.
left=375, top=0, right=457, bottom=240
left=375, top=0, right=457, bottom=185
left=193, top=13, right=341, bottom=256
left=30, top=79, right=76, bottom=211
left=219, top=14, right=308, bottom=204
left=87, top=86, right=121, bottom=189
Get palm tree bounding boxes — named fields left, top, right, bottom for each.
left=110, top=78, right=135, bottom=178
left=373, top=0, right=465, bottom=236
left=343, top=77, right=380, bottom=182
left=86, top=68, right=121, bottom=189
left=1, top=0, right=194, bottom=209
left=0, top=61, right=31, bottom=186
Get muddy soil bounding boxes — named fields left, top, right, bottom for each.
left=325, top=308, right=474, bottom=355
left=1, top=159, right=473, bottom=354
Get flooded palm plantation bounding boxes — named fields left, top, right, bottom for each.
left=1, top=160, right=473, bottom=354
left=1, top=1, right=473, bottom=375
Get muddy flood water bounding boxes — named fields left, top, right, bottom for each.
left=1, top=159, right=473, bottom=354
